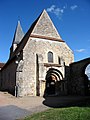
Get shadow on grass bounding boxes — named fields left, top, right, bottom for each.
left=43, top=96, right=90, bottom=108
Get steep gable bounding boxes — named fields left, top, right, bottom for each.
left=9, top=10, right=64, bottom=61
left=31, top=9, right=62, bottom=40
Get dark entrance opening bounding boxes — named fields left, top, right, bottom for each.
left=46, top=75, right=56, bottom=95
left=45, top=68, right=64, bottom=96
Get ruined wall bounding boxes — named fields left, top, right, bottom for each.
left=69, top=58, right=90, bottom=95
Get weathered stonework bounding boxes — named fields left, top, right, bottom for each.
left=0, top=10, right=74, bottom=97
left=17, top=36, right=74, bottom=96
left=31, top=10, right=61, bottom=39
left=69, top=58, right=90, bottom=95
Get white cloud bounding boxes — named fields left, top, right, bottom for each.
left=70, top=5, right=78, bottom=10
left=75, top=49, right=86, bottom=53
left=47, top=5, right=55, bottom=12
left=47, top=5, right=65, bottom=19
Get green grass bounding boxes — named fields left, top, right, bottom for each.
left=22, top=107, right=90, bottom=120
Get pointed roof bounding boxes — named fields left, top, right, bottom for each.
left=31, top=9, right=62, bottom=40
left=11, top=10, right=64, bottom=58
left=3, top=9, right=65, bottom=69
left=12, top=10, right=64, bottom=54
left=12, top=21, right=24, bottom=44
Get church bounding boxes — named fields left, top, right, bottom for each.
left=0, top=10, right=74, bottom=97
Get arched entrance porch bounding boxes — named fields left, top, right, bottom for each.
left=45, top=68, right=66, bottom=96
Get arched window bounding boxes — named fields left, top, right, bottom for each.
left=48, top=51, right=53, bottom=63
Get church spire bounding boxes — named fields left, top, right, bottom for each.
left=13, top=20, right=24, bottom=44
left=9, top=21, right=24, bottom=58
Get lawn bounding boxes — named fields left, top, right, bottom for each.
left=22, top=107, right=90, bottom=120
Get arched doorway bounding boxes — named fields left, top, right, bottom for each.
left=45, top=68, right=64, bottom=96
left=46, top=74, right=56, bottom=95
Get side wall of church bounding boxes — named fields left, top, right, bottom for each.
left=0, top=61, right=17, bottom=95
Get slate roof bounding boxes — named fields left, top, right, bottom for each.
left=12, top=21, right=24, bottom=44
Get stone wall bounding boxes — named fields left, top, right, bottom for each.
left=20, top=37, right=74, bottom=96
left=0, top=36, right=74, bottom=97
left=0, top=61, right=17, bottom=95
left=32, top=10, right=61, bottom=39
left=69, top=58, right=90, bottom=95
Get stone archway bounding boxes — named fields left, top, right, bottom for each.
left=85, top=64, right=90, bottom=94
left=85, top=64, right=90, bottom=80
left=45, top=68, right=64, bottom=96
left=70, top=58, right=90, bottom=95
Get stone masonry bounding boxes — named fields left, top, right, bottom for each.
left=0, top=10, right=74, bottom=97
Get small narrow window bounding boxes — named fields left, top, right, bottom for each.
left=58, top=57, right=61, bottom=64
left=48, top=51, right=53, bottom=63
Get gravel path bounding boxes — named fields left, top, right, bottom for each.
left=0, top=92, right=48, bottom=120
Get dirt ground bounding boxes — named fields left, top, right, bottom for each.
left=0, top=91, right=90, bottom=120
left=0, top=92, right=48, bottom=120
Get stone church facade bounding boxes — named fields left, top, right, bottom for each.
left=0, top=10, right=74, bottom=97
